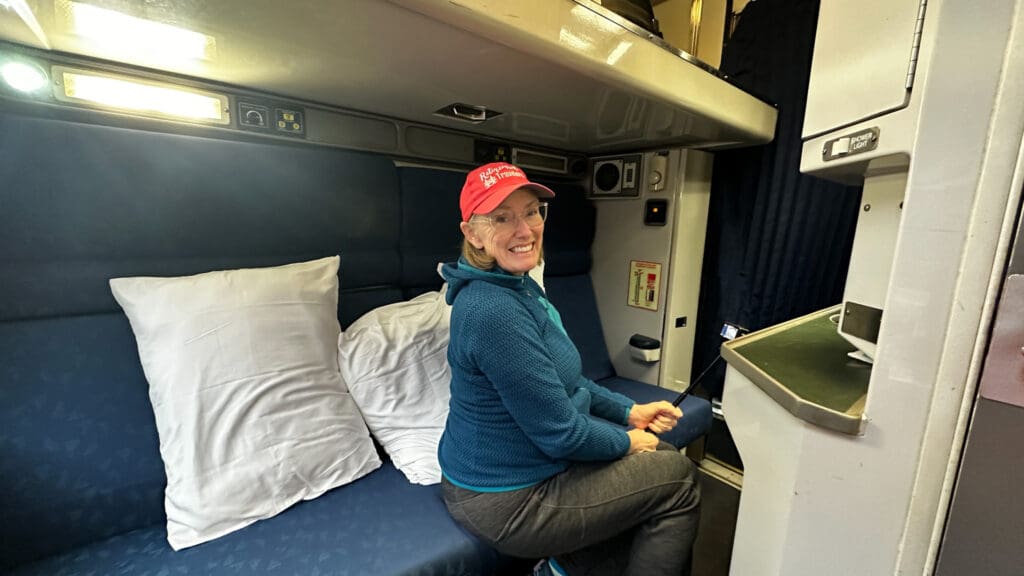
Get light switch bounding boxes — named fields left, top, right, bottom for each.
left=823, top=128, right=880, bottom=161
left=830, top=137, right=851, bottom=156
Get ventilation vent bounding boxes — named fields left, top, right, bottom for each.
left=434, top=102, right=503, bottom=124
left=512, top=147, right=569, bottom=174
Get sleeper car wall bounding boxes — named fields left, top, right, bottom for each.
left=0, top=111, right=592, bottom=568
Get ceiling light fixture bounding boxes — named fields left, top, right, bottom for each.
left=0, top=60, right=48, bottom=93
left=55, top=67, right=229, bottom=124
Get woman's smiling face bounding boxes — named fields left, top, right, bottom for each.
left=462, top=188, right=544, bottom=275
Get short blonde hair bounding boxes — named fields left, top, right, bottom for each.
left=461, top=236, right=496, bottom=270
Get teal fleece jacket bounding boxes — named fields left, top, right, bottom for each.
left=438, top=260, right=634, bottom=491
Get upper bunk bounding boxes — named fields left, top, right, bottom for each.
left=0, top=0, right=776, bottom=167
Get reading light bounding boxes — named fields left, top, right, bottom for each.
left=1, top=60, right=48, bottom=93
left=55, top=67, right=229, bottom=124
left=60, top=1, right=216, bottom=63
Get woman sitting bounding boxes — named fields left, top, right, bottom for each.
left=439, top=162, right=701, bottom=576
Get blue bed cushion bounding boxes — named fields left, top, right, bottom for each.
left=598, top=377, right=713, bottom=449
left=8, top=462, right=506, bottom=576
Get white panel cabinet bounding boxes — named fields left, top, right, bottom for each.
left=802, top=0, right=923, bottom=138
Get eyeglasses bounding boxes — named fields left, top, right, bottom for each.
left=472, top=202, right=548, bottom=233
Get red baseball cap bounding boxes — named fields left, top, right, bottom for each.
left=460, top=162, right=555, bottom=222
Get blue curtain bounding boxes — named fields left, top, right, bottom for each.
left=693, top=0, right=862, bottom=405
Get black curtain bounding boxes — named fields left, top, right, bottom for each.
left=693, top=0, right=862, bottom=403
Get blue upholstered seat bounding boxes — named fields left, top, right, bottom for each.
left=8, top=462, right=509, bottom=576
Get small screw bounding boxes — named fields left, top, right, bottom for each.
left=864, top=204, right=872, bottom=212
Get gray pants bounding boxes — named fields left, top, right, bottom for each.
left=441, top=442, right=700, bottom=576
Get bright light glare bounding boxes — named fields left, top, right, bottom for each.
left=559, top=29, right=594, bottom=52
left=63, top=1, right=216, bottom=62
left=571, top=4, right=625, bottom=34
left=62, top=71, right=227, bottom=123
left=1, top=61, right=48, bottom=92
left=606, top=41, right=632, bottom=65
left=4, top=0, right=51, bottom=48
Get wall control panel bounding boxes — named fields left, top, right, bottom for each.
left=237, top=99, right=305, bottom=138
left=823, top=127, right=879, bottom=161
left=589, top=154, right=642, bottom=198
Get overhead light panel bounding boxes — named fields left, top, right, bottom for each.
left=59, top=0, right=216, bottom=63
left=1, top=60, right=48, bottom=93
left=54, top=67, right=229, bottom=124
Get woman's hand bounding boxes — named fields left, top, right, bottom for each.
left=628, top=401, right=683, bottom=434
left=627, top=428, right=659, bottom=454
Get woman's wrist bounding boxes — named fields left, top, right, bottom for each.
left=627, top=404, right=643, bottom=428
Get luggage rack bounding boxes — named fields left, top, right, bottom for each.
left=573, top=0, right=724, bottom=78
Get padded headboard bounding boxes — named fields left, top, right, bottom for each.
left=0, top=111, right=594, bottom=568
left=0, top=112, right=404, bottom=326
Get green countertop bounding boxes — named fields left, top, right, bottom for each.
left=721, top=306, right=871, bottom=435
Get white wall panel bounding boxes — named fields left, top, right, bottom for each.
left=803, top=0, right=922, bottom=138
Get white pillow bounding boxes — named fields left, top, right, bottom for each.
left=338, top=289, right=451, bottom=485
left=529, top=259, right=546, bottom=292
left=110, top=256, right=381, bottom=550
